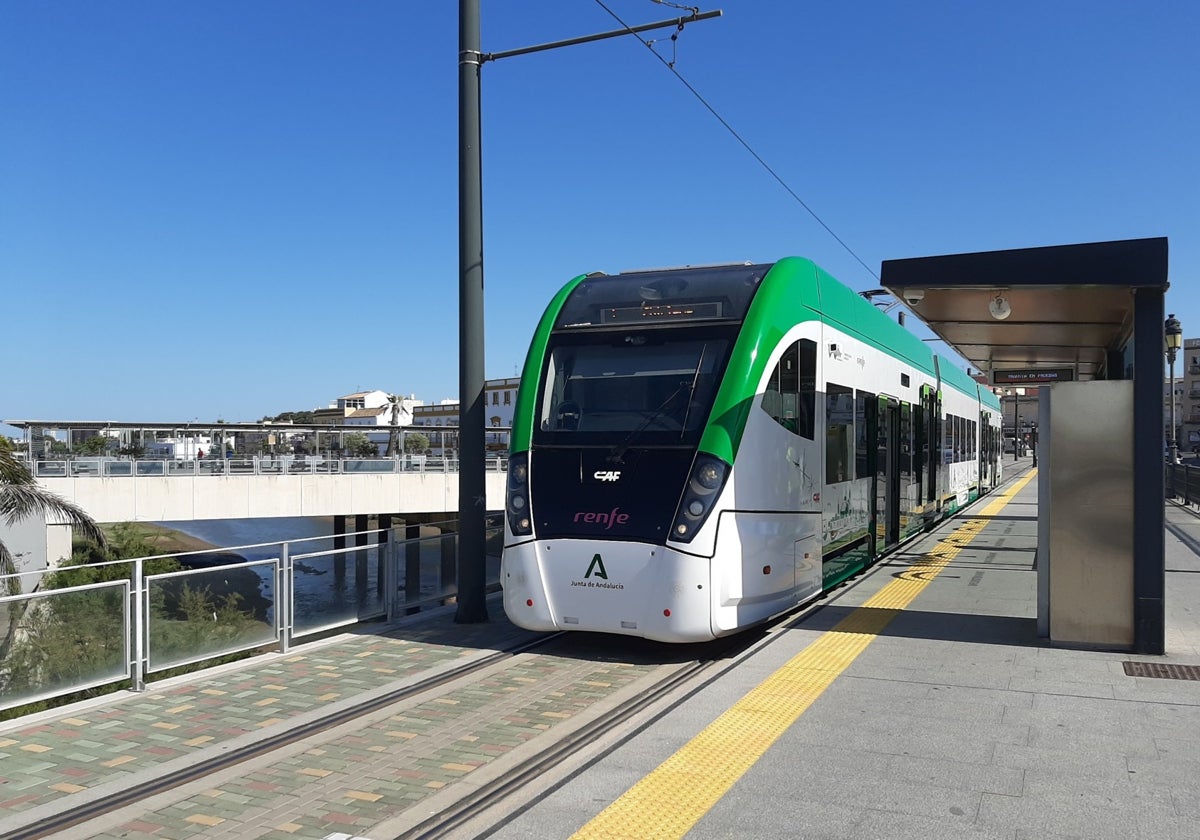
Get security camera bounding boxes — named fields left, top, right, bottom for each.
left=903, top=289, right=925, bottom=306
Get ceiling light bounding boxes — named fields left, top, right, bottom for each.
left=989, top=293, right=1012, bottom=320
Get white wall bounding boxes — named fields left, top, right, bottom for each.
left=0, top=515, right=48, bottom=576
left=35, top=472, right=508, bottom=523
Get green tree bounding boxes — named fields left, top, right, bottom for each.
left=403, top=432, right=430, bottom=454
left=385, top=397, right=402, bottom=457
left=343, top=432, right=377, bottom=457
left=1, top=440, right=110, bottom=712
left=262, top=410, right=315, bottom=424
left=1, top=439, right=106, bottom=596
left=118, top=441, right=146, bottom=458
left=77, top=436, right=109, bottom=456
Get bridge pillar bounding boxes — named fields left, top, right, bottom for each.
left=333, top=515, right=346, bottom=583
left=378, top=514, right=391, bottom=596
left=405, top=522, right=421, bottom=614
left=355, top=514, right=369, bottom=598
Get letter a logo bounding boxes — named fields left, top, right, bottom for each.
left=584, top=554, right=608, bottom=580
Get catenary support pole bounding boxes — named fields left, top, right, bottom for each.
left=453, top=3, right=722, bottom=624
left=456, top=0, right=488, bottom=623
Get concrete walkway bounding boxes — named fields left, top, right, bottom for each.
left=3, top=460, right=1198, bottom=839
left=495, top=466, right=1200, bottom=840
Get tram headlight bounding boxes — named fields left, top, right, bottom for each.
left=670, top=454, right=730, bottom=543
left=695, top=462, right=722, bottom=490
left=506, top=452, right=533, bottom=537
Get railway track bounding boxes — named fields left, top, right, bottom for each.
left=8, top=624, right=772, bottom=840
left=5, top=469, right=1038, bottom=840
left=389, top=629, right=766, bottom=840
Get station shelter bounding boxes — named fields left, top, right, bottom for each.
left=881, top=237, right=1170, bottom=654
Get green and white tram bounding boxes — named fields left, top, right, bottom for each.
left=502, top=258, right=1002, bottom=642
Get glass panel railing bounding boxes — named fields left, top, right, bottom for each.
left=290, top=545, right=387, bottom=639
left=72, top=460, right=104, bottom=476
left=342, top=459, right=396, bottom=473
left=27, top=454, right=507, bottom=476
left=0, top=521, right=505, bottom=714
left=0, top=582, right=130, bottom=713
left=145, top=560, right=278, bottom=673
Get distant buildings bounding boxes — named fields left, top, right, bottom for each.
left=5, top=374, right=522, bottom=463
left=1178, top=337, right=1200, bottom=454
left=411, top=377, right=519, bottom=456
left=303, top=380, right=519, bottom=457
left=311, top=390, right=420, bottom=426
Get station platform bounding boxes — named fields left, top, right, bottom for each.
left=3, top=460, right=1200, bottom=840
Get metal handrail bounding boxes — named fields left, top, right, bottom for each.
left=0, top=522, right=503, bottom=714
left=32, top=455, right=509, bottom=479
left=1166, top=462, right=1200, bottom=508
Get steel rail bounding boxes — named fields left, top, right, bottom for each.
left=5, top=633, right=565, bottom=840
left=393, top=629, right=765, bottom=840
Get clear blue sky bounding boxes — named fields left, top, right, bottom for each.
left=2, top=1, right=1196, bottom=434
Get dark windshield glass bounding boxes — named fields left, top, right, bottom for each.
left=535, top=332, right=731, bottom=445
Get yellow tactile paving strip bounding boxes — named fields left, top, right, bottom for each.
left=572, top=471, right=1038, bottom=840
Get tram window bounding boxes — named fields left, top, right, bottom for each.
left=798, top=339, right=816, bottom=439
left=826, top=383, right=854, bottom=483
left=855, top=390, right=873, bottom=479
left=761, top=339, right=815, bottom=440
left=540, top=352, right=568, bottom=430
left=762, top=345, right=794, bottom=431
left=538, top=338, right=728, bottom=435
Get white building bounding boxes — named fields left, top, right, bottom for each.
left=412, top=377, right=519, bottom=456
left=304, top=382, right=517, bottom=457
left=312, top=390, right=393, bottom=425
left=343, top=395, right=424, bottom=454
left=145, top=435, right=213, bottom=459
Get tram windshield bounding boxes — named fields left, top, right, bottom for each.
left=536, top=332, right=731, bottom=445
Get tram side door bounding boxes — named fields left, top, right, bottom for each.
left=980, top=411, right=993, bottom=490
left=924, top=387, right=940, bottom=508
left=875, top=396, right=901, bottom=550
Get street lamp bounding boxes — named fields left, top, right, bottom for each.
left=1166, top=313, right=1182, bottom=463
left=1005, top=387, right=1024, bottom=461
left=1015, top=389, right=1021, bottom=461
left=455, top=1, right=722, bottom=624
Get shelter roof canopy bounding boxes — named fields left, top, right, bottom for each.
left=880, top=237, right=1168, bottom=383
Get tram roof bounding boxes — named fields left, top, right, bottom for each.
left=880, top=237, right=1169, bottom=384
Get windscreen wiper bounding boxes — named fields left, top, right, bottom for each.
left=678, top=343, right=708, bottom=439
left=606, top=382, right=690, bottom=465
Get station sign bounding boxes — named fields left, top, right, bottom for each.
left=992, top=368, right=1075, bottom=385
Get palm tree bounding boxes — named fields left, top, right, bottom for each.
left=386, top=395, right=402, bottom=458
left=1, top=441, right=105, bottom=596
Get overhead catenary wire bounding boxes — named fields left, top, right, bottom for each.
left=594, top=0, right=881, bottom=283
